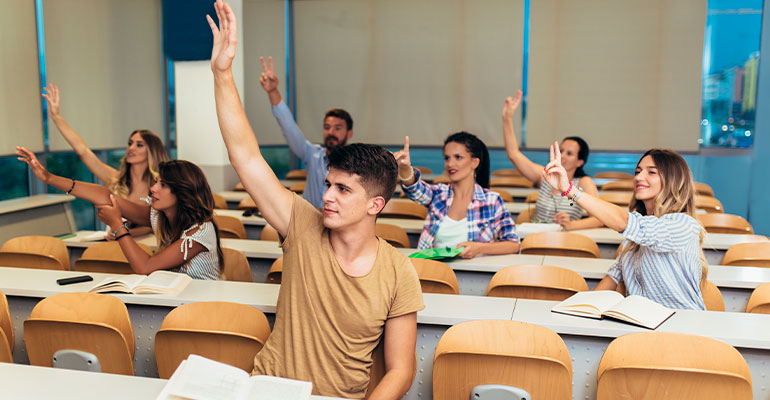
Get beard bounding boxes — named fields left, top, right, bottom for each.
left=324, top=136, right=347, bottom=150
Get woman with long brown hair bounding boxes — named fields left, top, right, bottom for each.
left=17, top=147, right=222, bottom=280
left=543, top=143, right=707, bottom=310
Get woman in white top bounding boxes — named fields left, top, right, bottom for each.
left=17, top=147, right=222, bottom=280
left=543, top=144, right=707, bottom=310
left=42, top=84, right=169, bottom=237
left=501, top=91, right=602, bottom=230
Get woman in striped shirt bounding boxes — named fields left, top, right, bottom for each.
left=543, top=143, right=707, bottom=310
left=501, top=91, right=603, bottom=230
left=17, top=147, right=223, bottom=280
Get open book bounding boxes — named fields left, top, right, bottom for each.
left=551, top=291, right=675, bottom=330
left=89, top=270, right=191, bottom=295
left=156, top=355, right=313, bottom=400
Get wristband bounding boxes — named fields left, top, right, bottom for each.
left=65, top=179, right=76, bottom=195
left=569, top=187, right=584, bottom=206
left=115, top=232, right=131, bottom=241
left=399, top=168, right=415, bottom=183
left=112, top=222, right=130, bottom=238
left=560, top=181, right=573, bottom=197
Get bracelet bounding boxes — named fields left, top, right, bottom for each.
left=112, top=222, right=130, bottom=238
left=560, top=181, right=573, bottom=197
left=569, top=186, right=584, bottom=206
left=114, top=232, right=131, bottom=241
left=65, top=179, right=76, bottom=195
left=399, top=168, right=414, bottom=183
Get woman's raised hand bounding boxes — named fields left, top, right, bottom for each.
left=502, top=90, right=522, bottom=121
left=542, top=141, right=571, bottom=194
left=393, top=136, right=413, bottom=177
left=41, top=83, right=61, bottom=118
left=207, top=0, right=238, bottom=73
left=15, top=146, right=50, bottom=183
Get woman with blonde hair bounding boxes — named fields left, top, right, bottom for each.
left=17, top=147, right=222, bottom=280
left=543, top=143, right=707, bottom=310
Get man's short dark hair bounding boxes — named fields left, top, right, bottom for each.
left=327, top=143, right=397, bottom=204
left=324, top=108, right=353, bottom=131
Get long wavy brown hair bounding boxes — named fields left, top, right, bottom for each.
left=618, top=149, right=708, bottom=287
left=109, top=130, right=169, bottom=197
left=154, top=160, right=224, bottom=273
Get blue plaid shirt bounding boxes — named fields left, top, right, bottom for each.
left=401, top=169, right=519, bottom=250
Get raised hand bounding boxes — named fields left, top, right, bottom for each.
left=542, top=141, right=571, bottom=194
left=41, top=83, right=61, bottom=118
left=206, top=0, right=238, bottom=73
left=502, top=90, right=522, bottom=121
left=259, top=56, right=279, bottom=93
left=392, top=136, right=413, bottom=178
left=15, top=146, right=50, bottom=183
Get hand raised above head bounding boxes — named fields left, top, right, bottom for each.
left=392, top=136, right=413, bottom=176
left=41, top=83, right=61, bottom=117
left=15, top=146, right=50, bottom=183
left=542, top=141, right=571, bottom=194
left=207, top=0, right=238, bottom=73
left=259, top=56, right=279, bottom=92
left=502, top=90, right=522, bottom=121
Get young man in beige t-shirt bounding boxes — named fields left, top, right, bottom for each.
left=207, top=2, right=425, bottom=398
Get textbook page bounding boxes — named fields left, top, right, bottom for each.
left=552, top=290, right=625, bottom=317
left=244, top=375, right=313, bottom=400
left=89, top=274, right=146, bottom=293
left=159, top=355, right=251, bottom=400
left=134, top=270, right=191, bottom=294
left=604, top=295, right=675, bottom=330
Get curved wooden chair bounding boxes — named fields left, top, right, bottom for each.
left=234, top=181, right=245, bottom=191
left=745, top=282, right=770, bottom=314
left=521, top=232, right=600, bottom=258
left=414, top=166, right=433, bottom=175
left=600, top=180, right=634, bottom=192
left=516, top=208, right=533, bottom=224
left=213, top=193, right=228, bottom=210
left=285, top=169, right=307, bottom=180
left=75, top=241, right=153, bottom=274
left=0, top=291, right=13, bottom=363
left=489, top=176, right=534, bottom=189
left=24, top=292, right=135, bottom=375
left=375, top=223, right=410, bottom=248
left=433, top=319, right=572, bottom=400
left=595, top=172, right=633, bottom=180
left=597, top=332, right=752, bottom=399
left=409, top=259, right=459, bottom=294
left=221, top=248, right=252, bottom=282
left=697, top=213, right=753, bottom=234
left=237, top=196, right=257, bottom=211
left=702, top=280, right=725, bottom=312
left=289, top=182, right=305, bottom=194
left=490, top=188, right=513, bottom=203
left=213, top=214, right=247, bottom=240
left=696, top=195, right=724, bottom=213
left=599, top=192, right=633, bottom=207
left=491, top=169, right=522, bottom=177
left=487, top=265, right=588, bottom=300
left=266, top=257, right=283, bottom=284
left=433, top=175, right=451, bottom=184
left=0, top=236, right=70, bottom=271
left=260, top=224, right=281, bottom=242
left=694, top=182, right=715, bottom=197
left=155, top=301, right=271, bottom=378
left=721, top=242, right=770, bottom=268
left=524, top=191, right=538, bottom=203
left=380, top=201, right=428, bottom=220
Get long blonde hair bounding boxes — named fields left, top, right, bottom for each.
left=109, top=130, right=169, bottom=197
left=618, top=149, right=708, bottom=286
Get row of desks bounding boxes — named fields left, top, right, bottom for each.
left=3, top=265, right=770, bottom=399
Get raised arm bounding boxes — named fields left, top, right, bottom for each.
left=207, top=0, right=293, bottom=236
left=543, top=142, right=629, bottom=232
left=42, top=84, right=118, bottom=184
left=501, top=91, right=545, bottom=184
left=259, top=56, right=282, bottom=106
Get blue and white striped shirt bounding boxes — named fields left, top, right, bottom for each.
left=607, top=211, right=706, bottom=310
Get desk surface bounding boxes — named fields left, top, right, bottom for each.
left=0, top=194, right=74, bottom=215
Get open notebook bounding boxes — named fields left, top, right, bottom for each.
left=551, top=291, right=675, bottom=330
left=156, top=355, right=312, bottom=400
left=89, top=270, right=191, bottom=295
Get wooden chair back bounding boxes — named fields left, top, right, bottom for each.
left=414, top=166, right=433, bottom=175
left=721, top=242, right=770, bottom=268
left=213, top=215, right=247, bottom=239
left=491, top=169, right=522, bottom=177
left=24, top=292, right=135, bottom=375
left=260, top=224, right=281, bottom=242
left=213, top=193, right=228, bottom=209
left=745, top=282, right=770, bottom=314
left=600, top=180, right=634, bottom=192
left=487, top=265, right=588, bottom=300
left=285, top=169, right=307, bottom=180
left=516, top=208, right=533, bottom=224
left=221, top=248, right=252, bottom=282
left=155, top=301, right=271, bottom=378
left=521, top=232, right=600, bottom=258
left=697, top=213, right=753, bottom=234
left=433, top=319, right=572, bottom=400
left=234, top=181, right=245, bottom=191
left=594, top=172, right=633, bottom=180
left=237, top=197, right=257, bottom=211
left=489, top=176, right=534, bottom=189
left=380, top=201, right=428, bottom=220
left=597, top=332, right=752, bottom=400
left=266, top=257, right=283, bottom=284
left=409, top=259, right=459, bottom=294
left=702, top=280, right=725, bottom=311
left=694, top=182, right=715, bottom=197
left=0, top=236, right=70, bottom=271
left=0, top=291, right=13, bottom=362
left=696, top=195, right=724, bottom=213
left=599, top=192, right=633, bottom=207
left=490, top=188, right=513, bottom=203
left=289, top=182, right=305, bottom=194
left=75, top=241, right=153, bottom=274
left=524, top=191, right=538, bottom=203
left=375, top=223, right=410, bottom=248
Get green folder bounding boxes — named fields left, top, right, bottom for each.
left=408, top=246, right=463, bottom=260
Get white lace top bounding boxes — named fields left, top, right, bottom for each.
left=149, top=208, right=220, bottom=280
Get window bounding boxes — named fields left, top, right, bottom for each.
left=0, top=156, right=30, bottom=201
left=45, top=152, right=96, bottom=230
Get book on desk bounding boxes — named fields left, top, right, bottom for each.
left=89, top=270, right=191, bottom=295
left=551, top=291, right=675, bottom=330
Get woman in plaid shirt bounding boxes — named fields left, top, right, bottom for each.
left=394, top=132, right=519, bottom=258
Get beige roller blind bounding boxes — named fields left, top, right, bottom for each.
left=43, top=0, right=163, bottom=151
left=293, top=0, right=524, bottom=147
left=0, top=0, right=43, bottom=155
left=527, top=0, right=706, bottom=151
left=244, top=0, right=287, bottom=145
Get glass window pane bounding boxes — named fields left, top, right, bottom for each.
left=106, top=149, right=126, bottom=170
left=45, top=152, right=95, bottom=230
left=0, top=156, right=30, bottom=201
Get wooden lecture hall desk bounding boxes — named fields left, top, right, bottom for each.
left=4, top=265, right=770, bottom=399
left=0, top=194, right=77, bottom=245
left=0, top=363, right=345, bottom=400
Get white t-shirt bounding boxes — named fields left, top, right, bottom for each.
left=433, top=215, right=468, bottom=249
left=149, top=208, right=220, bottom=280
